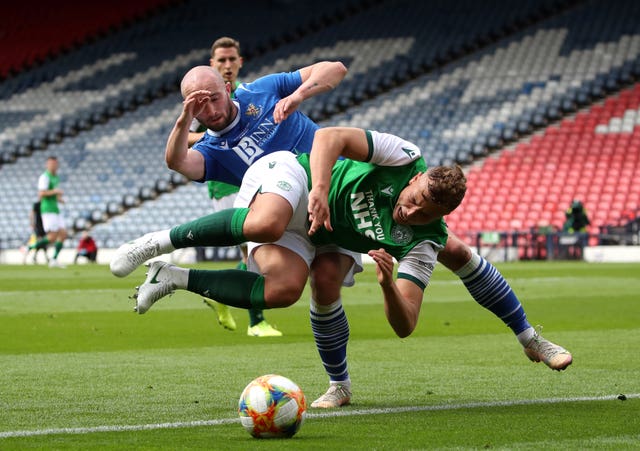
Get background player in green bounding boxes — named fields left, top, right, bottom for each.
left=187, top=36, right=281, bottom=337
left=21, top=200, right=49, bottom=264
left=29, top=156, right=67, bottom=268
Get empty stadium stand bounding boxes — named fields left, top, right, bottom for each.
left=1, top=0, right=639, bottom=257
left=0, top=0, right=175, bottom=79
left=446, top=83, right=640, bottom=235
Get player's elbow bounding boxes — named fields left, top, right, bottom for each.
left=165, top=150, right=179, bottom=170
left=165, top=156, right=178, bottom=172
left=165, top=159, right=188, bottom=178
left=387, top=310, right=418, bottom=338
left=394, top=323, right=416, bottom=339
left=319, top=61, right=347, bottom=88
left=386, top=315, right=417, bottom=338
left=333, top=61, right=348, bottom=78
left=165, top=156, right=201, bottom=181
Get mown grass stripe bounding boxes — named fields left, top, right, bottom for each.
left=2, top=393, right=637, bottom=439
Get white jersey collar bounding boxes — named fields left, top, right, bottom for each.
left=206, top=100, right=240, bottom=137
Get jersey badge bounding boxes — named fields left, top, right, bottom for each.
left=277, top=181, right=292, bottom=191
left=391, top=225, right=413, bottom=244
left=245, top=103, right=262, bottom=117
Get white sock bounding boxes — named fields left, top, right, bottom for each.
left=454, top=252, right=482, bottom=277
left=152, top=229, right=175, bottom=254
left=310, top=297, right=342, bottom=314
left=516, top=327, right=536, bottom=346
left=167, top=264, right=189, bottom=289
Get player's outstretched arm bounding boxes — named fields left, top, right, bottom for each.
left=273, top=61, right=347, bottom=123
left=308, top=127, right=370, bottom=235
left=368, top=248, right=423, bottom=338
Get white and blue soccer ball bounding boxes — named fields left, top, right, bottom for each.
left=238, top=374, right=307, bottom=438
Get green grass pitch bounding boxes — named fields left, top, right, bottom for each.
left=0, top=261, right=639, bottom=449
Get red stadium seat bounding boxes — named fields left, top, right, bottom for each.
left=455, top=83, right=640, bottom=238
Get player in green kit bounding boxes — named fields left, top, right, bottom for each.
left=29, top=156, right=67, bottom=268
left=187, top=37, right=282, bottom=337
left=111, top=127, right=466, bottom=335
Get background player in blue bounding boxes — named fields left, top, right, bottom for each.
left=21, top=201, right=49, bottom=264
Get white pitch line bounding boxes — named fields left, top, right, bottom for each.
left=306, top=393, right=640, bottom=419
left=1, top=393, right=637, bottom=439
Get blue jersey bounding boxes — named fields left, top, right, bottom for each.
left=192, top=71, right=319, bottom=186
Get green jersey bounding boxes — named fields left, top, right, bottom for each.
left=296, top=135, right=448, bottom=262
left=207, top=180, right=240, bottom=199
left=38, top=170, right=60, bottom=214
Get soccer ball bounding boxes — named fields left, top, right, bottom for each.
left=238, top=374, right=307, bottom=438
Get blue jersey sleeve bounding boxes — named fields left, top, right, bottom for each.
left=239, top=71, right=302, bottom=98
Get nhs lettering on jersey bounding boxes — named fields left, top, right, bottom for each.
left=232, top=116, right=277, bottom=165
left=350, top=190, right=385, bottom=241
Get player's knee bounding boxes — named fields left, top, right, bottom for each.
left=438, top=236, right=473, bottom=270
left=265, top=283, right=304, bottom=308
left=244, top=215, right=286, bottom=242
left=309, top=273, right=342, bottom=304
left=309, top=253, right=349, bottom=303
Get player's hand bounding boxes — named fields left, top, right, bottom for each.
left=307, top=188, right=332, bottom=235
left=367, top=248, right=395, bottom=287
left=182, top=90, right=210, bottom=119
left=273, top=92, right=303, bottom=123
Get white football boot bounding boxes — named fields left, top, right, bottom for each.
left=133, top=261, right=177, bottom=314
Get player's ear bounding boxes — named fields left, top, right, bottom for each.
left=225, top=82, right=231, bottom=94
left=408, top=173, right=422, bottom=184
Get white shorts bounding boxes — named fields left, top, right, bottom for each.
left=41, top=213, right=65, bottom=233
left=235, top=152, right=363, bottom=286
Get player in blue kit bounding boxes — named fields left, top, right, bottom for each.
left=165, top=64, right=333, bottom=185
left=144, top=61, right=367, bottom=406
